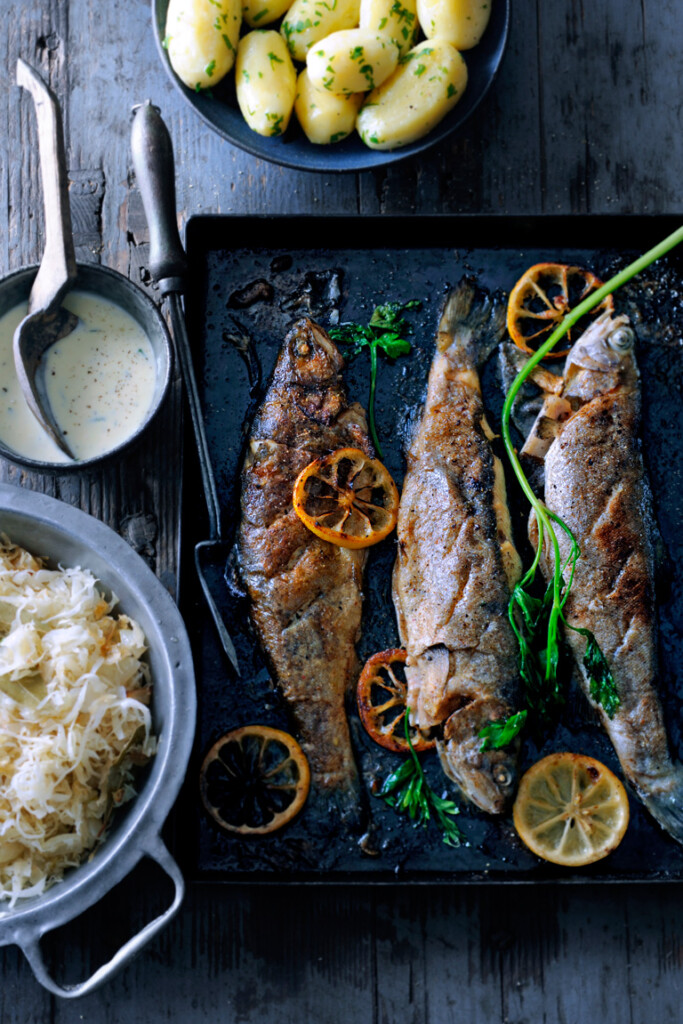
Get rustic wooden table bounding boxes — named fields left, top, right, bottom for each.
left=1, top=0, right=683, bottom=1019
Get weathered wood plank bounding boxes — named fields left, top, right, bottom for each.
left=3, top=0, right=683, bottom=1019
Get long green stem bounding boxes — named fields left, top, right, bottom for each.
left=368, top=341, right=381, bottom=456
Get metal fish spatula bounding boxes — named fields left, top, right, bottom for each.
left=14, top=58, right=77, bottom=459
left=130, top=100, right=239, bottom=675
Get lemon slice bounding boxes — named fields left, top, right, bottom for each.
left=292, top=447, right=399, bottom=549
left=199, top=725, right=310, bottom=835
left=506, top=263, right=614, bottom=358
left=513, top=752, right=629, bottom=866
left=356, top=648, right=436, bottom=753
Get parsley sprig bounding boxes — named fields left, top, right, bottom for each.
left=376, top=710, right=464, bottom=847
left=503, top=225, right=683, bottom=721
left=330, top=300, right=421, bottom=456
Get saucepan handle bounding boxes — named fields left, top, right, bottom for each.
left=17, top=835, right=184, bottom=999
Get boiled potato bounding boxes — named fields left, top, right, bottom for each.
left=242, top=0, right=295, bottom=29
left=359, top=0, right=419, bottom=57
left=295, top=68, right=363, bottom=143
left=235, top=31, right=297, bottom=137
left=416, top=0, right=492, bottom=49
left=307, top=29, right=399, bottom=94
left=165, top=0, right=241, bottom=90
left=356, top=39, right=467, bottom=149
left=281, top=0, right=361, bottom=62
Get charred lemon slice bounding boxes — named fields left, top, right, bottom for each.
left=507, top=263, right=614, bottom=358
left=513, top=752, right=629, bottom=866
left=199, top=725, right=310, bottom=835
left=293, top=447, right=399, bottom=549
left=357, top=649, right=436, bottom=753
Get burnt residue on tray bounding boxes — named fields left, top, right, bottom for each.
left=182, top=217, right=683, bottom=883
left=227, top=279, right=274, bottom=308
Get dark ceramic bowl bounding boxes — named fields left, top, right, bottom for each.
left=0, top=263, right=172, bottom=473
left=152, top=0, right=510, bottom=172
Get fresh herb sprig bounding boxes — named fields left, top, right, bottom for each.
left=377, top=711, right=464, bottom=847
left=503, top=225, right=683, bottom=721
left=479, top=710, right=528, bottom=751
left=330, top=300, right=421, bottom=456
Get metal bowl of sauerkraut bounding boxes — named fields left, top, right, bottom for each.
left=0, top=483, right=196, bottom=998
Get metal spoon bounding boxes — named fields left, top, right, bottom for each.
left=13, top=58, right=78, bottom=459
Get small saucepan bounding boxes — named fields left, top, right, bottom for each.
left=0, top=262, right=173, bottom=474
left=0, top=61, right=173, bottom=475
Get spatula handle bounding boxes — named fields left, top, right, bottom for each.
left=130, top=101, right=188, bottom=293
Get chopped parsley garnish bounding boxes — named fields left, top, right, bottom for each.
left=266, top=112, right=284, bottom=136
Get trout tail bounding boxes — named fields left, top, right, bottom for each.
left=437, top=277, right=507, bottom=368
left=639, top=766, right=683, bottom=845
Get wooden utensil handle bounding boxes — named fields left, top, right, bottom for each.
left=16, top=58, right=77, bottom=314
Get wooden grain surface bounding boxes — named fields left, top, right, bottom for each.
left=1, top=0, right=683, bottom=1019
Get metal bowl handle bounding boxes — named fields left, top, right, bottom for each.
left=17, top=836, right=184, bottom=999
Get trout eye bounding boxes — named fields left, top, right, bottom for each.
left=608, top=326, right=634, bottom=351
left=295, top=339, right=312, bottom=357
left=493, top=764, right=512, bottom=788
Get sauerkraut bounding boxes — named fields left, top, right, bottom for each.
left=0, top=536, right=156, bottom=908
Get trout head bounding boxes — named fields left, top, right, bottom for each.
left=279, top=318, right=344, bottom=387
left=563, top=311, right=638, bottom=403
left=437, top=697, right=519, bottom=814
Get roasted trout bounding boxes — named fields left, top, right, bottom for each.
left=392, top=280, right=524, bottom=814
left=237, top=318, right=371, bottom=825
left=533, top=310, right=683, bottom=842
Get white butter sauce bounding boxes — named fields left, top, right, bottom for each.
left=0, top=290, right=157, bottom=463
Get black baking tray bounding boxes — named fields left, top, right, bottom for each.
left=180, top=214, right=683, bottom=883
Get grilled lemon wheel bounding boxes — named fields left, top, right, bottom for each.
left=199, top=725, right=310, bottom=835
left=357, top=649, right=436, bottom=753
left=513, top=752, right=629, bottom=866
left=292, top=447, right=399, bottom=549
left=507, top=263, right=614, bottom=358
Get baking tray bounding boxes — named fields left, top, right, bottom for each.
left=180, top=214, right=683, bottom=883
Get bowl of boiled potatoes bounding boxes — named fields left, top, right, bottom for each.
left=153, top=0, right=509, bottom=171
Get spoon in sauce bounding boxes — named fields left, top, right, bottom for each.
left=13, top=58, right=78, bottom=459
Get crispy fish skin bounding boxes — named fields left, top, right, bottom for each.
left=392, top=280, right=523, bottom=814
left=237, top=318, right=371, bottom=825
left=539, top=311, right=683, bottom=841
